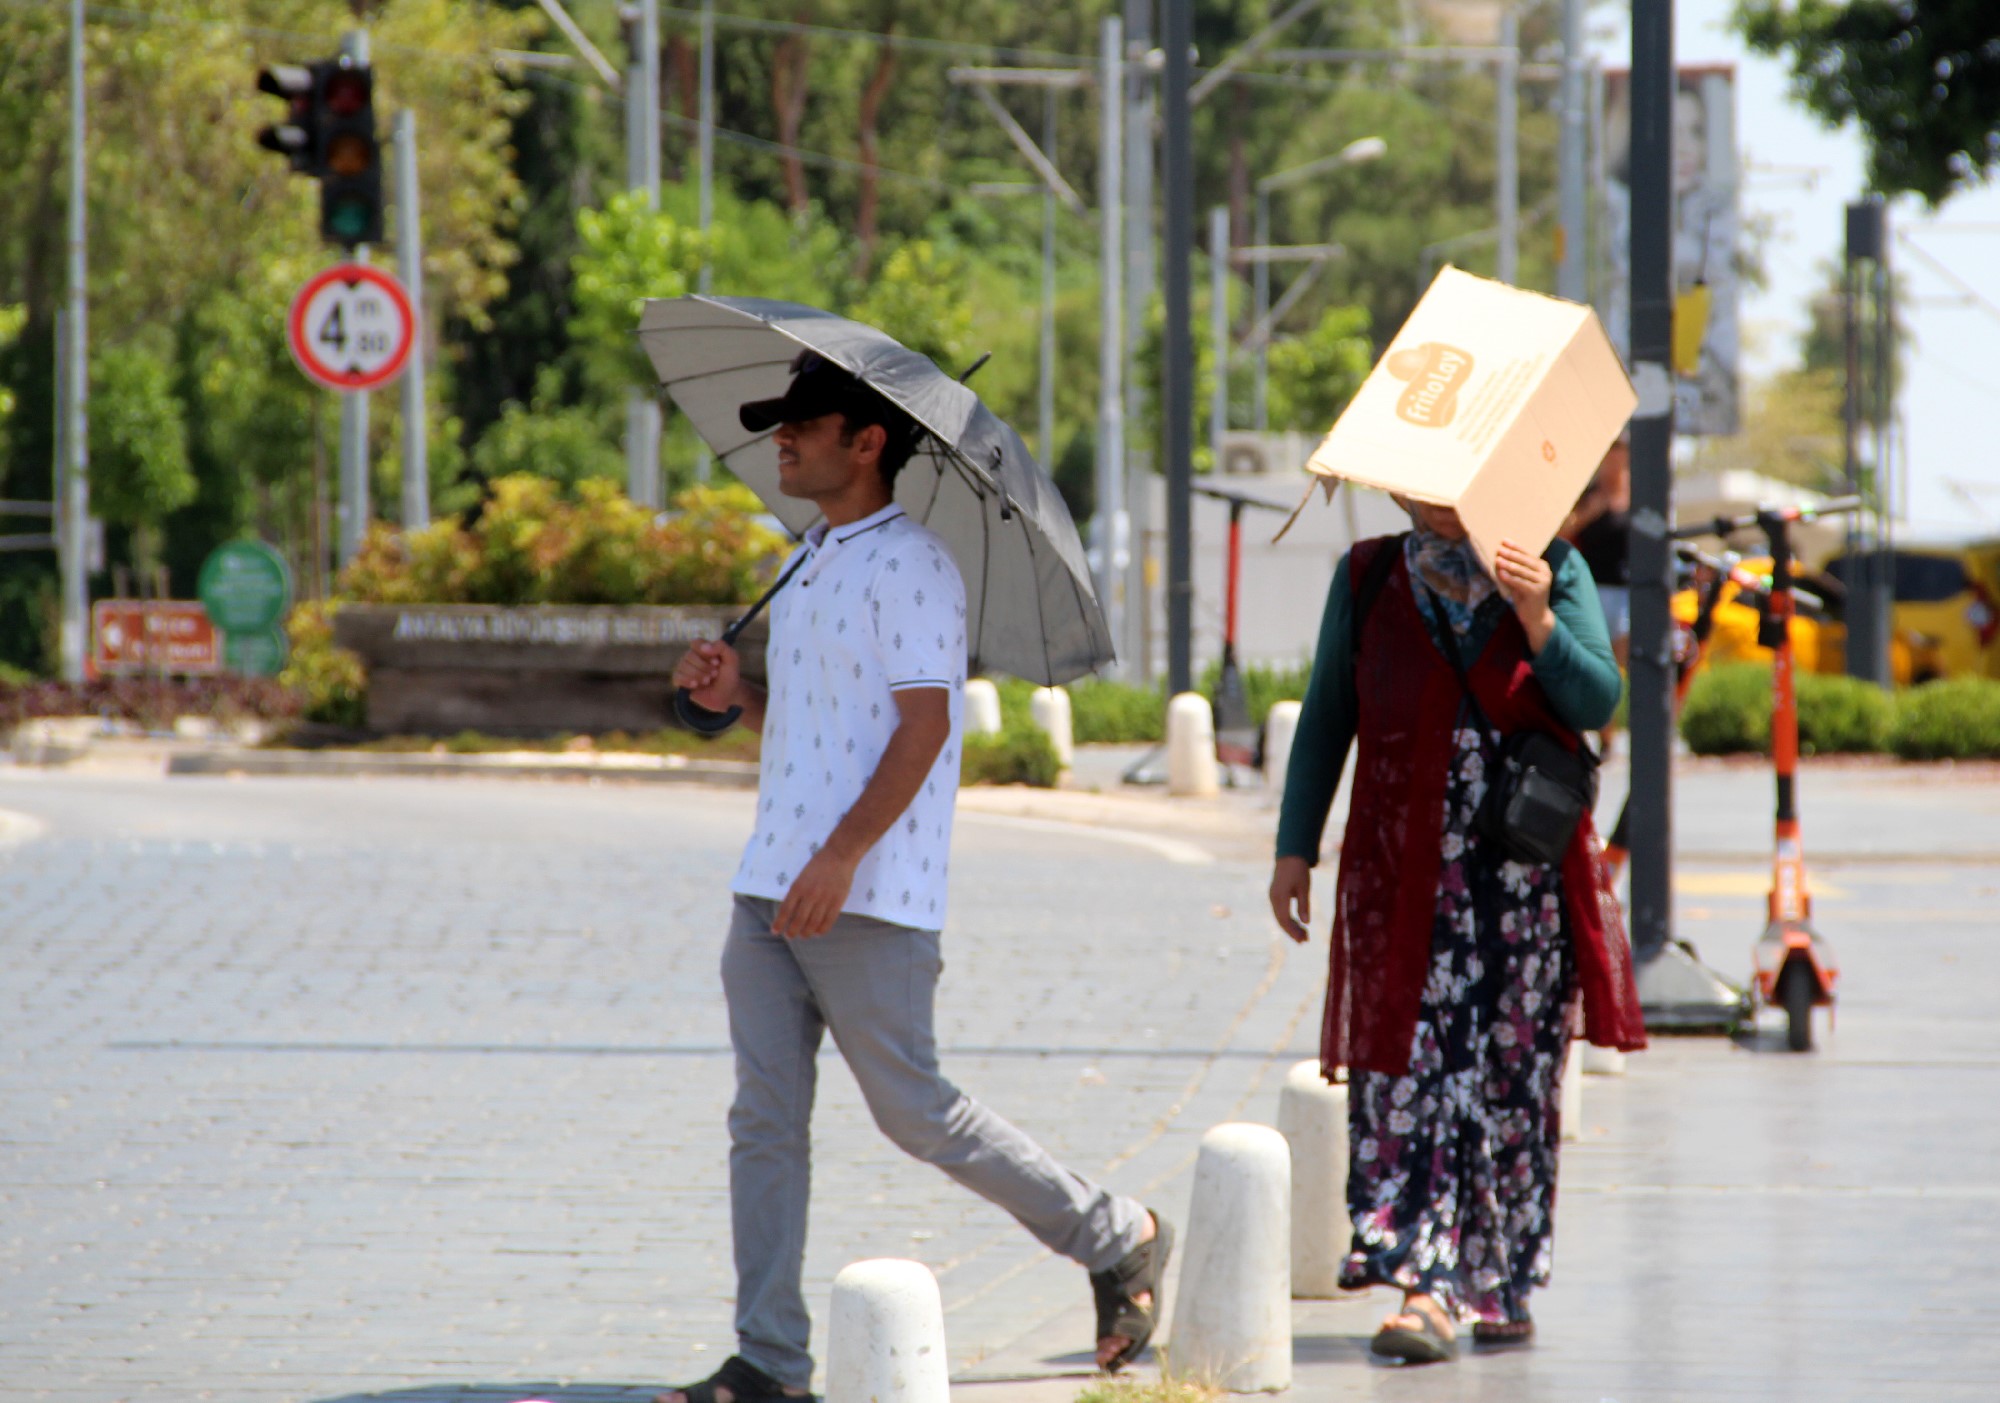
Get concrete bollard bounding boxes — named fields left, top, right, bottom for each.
left=1582, top=1044, right=1627, bottom=1076
left=1166, top=692, right=1220, bottom=797
left=1262, top=700, right=1301, bottom=798
left=963, top=678, right=1002, bottom=737
left=1168, top=1122, right=1292, bottom=1392
left=1028, top=685, right=1073, bottom=767
left=1275, top=1060, right=1350, bottom=1299
left=1560, top=1041, right=1584, bottom=1142
left=825, top=1259, right=950, bottom=1403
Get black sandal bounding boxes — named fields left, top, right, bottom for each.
left=1370, top=1298, right=1458, bottom=1365
left=1090, top=1209, right=1175, bottom=1373
left=656, top=1354, right=810, bottom=1403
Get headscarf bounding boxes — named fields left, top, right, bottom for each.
left=1398, top=502, right=1496, bottom=638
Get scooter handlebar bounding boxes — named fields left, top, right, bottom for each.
left=1671, top=495, right=1866, bottom=540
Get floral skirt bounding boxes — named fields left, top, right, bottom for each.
left=1338, top=722, right=1575, bottom=1324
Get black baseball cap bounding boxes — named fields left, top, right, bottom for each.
left=740, top=351, right=903, bottom=434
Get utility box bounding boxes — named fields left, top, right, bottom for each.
left=1304, top=266, right=1636, bottom=574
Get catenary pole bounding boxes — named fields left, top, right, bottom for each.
left=1039, top=88, right=1057, bottom=476
left=1209, top=205, right=1229, bottom=478
left=1096, top=15, right=1126, bottom=676
left=61, top=0, right=89, bottom=681
left=1496, top=9, right=1519, bottom=285
left=694, top=0, right=714, bottom=482
left=1124, top=0, right=1155, bottom=680
left=393, top=109, right=429, bottom=530
left=1161, top=0, right=1194, bottom=696
left=1557, top=0, right=1586, bottom=301
left=624, top=0, right=662, bottom=508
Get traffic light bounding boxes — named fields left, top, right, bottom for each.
left=316, top=59, right=383, bottom=248
left=255, top=62, right=320, bottom=174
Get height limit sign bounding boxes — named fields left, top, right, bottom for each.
left=288, top=264, right=416, bottom=392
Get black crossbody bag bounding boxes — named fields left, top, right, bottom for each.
left=1426, top=588, right=1599, bottom=867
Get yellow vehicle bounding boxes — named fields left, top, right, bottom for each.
left=1816, top=542, right=2000, bottom=683
left=1673, top=542, right=2000, bottom=685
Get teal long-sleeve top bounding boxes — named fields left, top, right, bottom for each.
left=1275, top=541, right=1623, bottom=865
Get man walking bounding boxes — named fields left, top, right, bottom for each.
left=663, top=352, right=1170, bottom=1403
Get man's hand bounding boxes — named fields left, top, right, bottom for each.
left=1494, top=539, right=1557, bottom=655
left=774, top=847, right=860, bottom=939
left=1269, top=855, right=1314, bottom=944
left=673, top=639, right=743, bottom=713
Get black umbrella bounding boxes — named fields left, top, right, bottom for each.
left=638, top=296, right=1114, bottom=709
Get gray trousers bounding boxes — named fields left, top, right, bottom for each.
left=722, top=894, right=1145, bottom=1389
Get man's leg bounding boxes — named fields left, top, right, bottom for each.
left=721, top=895, right=823, bottom=1393
left=789, top=911, right=1146, bottom=1272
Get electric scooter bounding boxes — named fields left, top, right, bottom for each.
left=1673, top=496, right=1862, bottom=1052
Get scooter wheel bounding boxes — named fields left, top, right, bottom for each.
left=1777, top=960, right=1815, bottom=1053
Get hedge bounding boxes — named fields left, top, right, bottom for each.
left=1886, top=678, right=2000, bottom=760
left=1678, top=663, right=1980, bottom=758
left=962, top=724, right=1061, bottom=787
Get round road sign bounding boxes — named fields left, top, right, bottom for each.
left=287, top=263, right=416, bottom=392
left=198, top=539, right=293, bottom=635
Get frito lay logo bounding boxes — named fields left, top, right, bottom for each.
left=1386, top=342, right=1474, bottom=427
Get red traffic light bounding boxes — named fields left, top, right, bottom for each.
left=322, top=68, right=370, bottom=117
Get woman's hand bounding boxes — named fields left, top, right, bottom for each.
left=1269, top=856, right=1314, bottom=944
left=1494, top=540, right=1557, bottom=655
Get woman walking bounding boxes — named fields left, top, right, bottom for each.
left=1268, top=502, right=1645, bottom=1362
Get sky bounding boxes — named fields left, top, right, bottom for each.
left=1589, top=0, right=2000, bottom=539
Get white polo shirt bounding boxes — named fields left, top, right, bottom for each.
left=731, top=504, right=968, bottom=930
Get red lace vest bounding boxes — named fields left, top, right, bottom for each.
left=1323, top=537, right=1647, bottom=1076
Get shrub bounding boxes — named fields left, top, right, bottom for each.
left=1797, top=672, right=1894, bottom=753
left=1203, top=658, right=1314, bottom=729
left=1679, top=664, right=1771, bottom=755
left=961, top=724, right=1061, bottom=787
left=0, top=676, right=299, bottom=732
left=335, top=475, right=788, bottom=608
left=279, top=600, right=367, bottom=727
left=1070, top=677, right=1166, bottom=742
left=0, top=660, right=37, bottom=687
left=1886, top=678, right=2000, bottom=760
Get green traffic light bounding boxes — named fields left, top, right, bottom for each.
left=325, top=199, right=373, bottom=244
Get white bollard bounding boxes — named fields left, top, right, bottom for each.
left=1165, top=692, right=1220, bottom=797
left=1262, top=700, right=1302, bottom=797
left=825, top=1259, right=950, bottom=1403
left=1275, top=1060, right=1349, bottom=1298
left=963, top=678, right=1002, bottom=737
left=1582, top=1044, right=1627, bottom=1076
left=1028, top=685, right=1073, bottom=767
left=1560, top=1041, right=1584, bottom=1142
left=1168, top=1122, right=1292, bottom=1392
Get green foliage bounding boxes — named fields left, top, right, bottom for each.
left=1264, top=305, right=1373, bottom=434
left=335, top=476, right=787, bottom=607
left=848, top=240, right=974, bottom=371
left=1680, top=664, right=1774, bottom=755
left=1736, top=0, right=2000, bottom=205
left=88, top=339, right=195, bottom=530
left=468, top=371, right=626, bottom=491
left=279, top=600, right=366, bottom=728
left=1798, top=673, right=1896, bottom=753
left=1204, top=659, right=1315, bottom=731
left=1070, top=677, right=1167, bottom=744
left=569, top=189, right=707, bottom=394
left=1886, top=678, right=2000, bottom=760
left=0, top=659, right=37, bottom=687
left=961, top=723, right=1061, bottom=788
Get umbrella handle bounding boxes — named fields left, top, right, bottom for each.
left=671, top=550, right=811, bottom=739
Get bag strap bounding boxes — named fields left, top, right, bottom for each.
left=1421, top=585, right=1497, bottom=734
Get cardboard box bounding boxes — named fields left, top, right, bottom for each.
left=1304, top=266, right=1637, bottom=572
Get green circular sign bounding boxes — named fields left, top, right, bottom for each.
left=224, top=625, right=290, bottom=678
left=199, top=540, right=292, bottom=635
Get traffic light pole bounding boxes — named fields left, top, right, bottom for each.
left=338, top=248, right=371, bottom=565
left=393, top=109, right=429, bottom=532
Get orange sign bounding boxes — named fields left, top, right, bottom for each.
left=91, top=600, right=222, bottom=676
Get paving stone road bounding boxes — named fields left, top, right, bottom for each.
left=3, top=759, right=1997, bottom=1403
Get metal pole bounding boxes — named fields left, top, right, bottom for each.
left=1039, top=88, right=1058, bottom=473
left=1588, top=58, right=1607, bottom=312
left=1496, top=10, right=1519, bottom=285
left=693, top=0, right=714, bottom=482
left=625, top=0, right=662, bottom=509
left=61, top=0, right=88, bottom=682
left=1557, top=0, right=1586, bottom=302
left=1627, top=0, right=1675, bottom=969
left=1096, top=15, right=1126, bottom=676
left=1162, top=0, right=1194, bottom=696
left=338, top=245, right=372, bottom=565
left=1253, top=189, right=1270, bottom=431
left=1124, top=0, right=1155, bottom=682
left=393, top=109, right=429, bottom=531
left=1209, top=204, right=1229, bottom=476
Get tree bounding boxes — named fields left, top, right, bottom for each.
left=89, top=338, right=196, bottom=581
left=1736, top=0, right=2000, bottom=205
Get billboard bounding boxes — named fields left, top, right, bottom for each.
left=1601, top=63, right=1740, bottom=436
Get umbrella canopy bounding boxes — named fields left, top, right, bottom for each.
left=637, top=295, right=1113, bottom=685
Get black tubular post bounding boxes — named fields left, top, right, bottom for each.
left=1161, top=0, right=1194, bottom=696
left=1626, top=0, right=1675, bottom=966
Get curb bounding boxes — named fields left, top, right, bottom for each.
left=165, top=748, right=761, bottom=788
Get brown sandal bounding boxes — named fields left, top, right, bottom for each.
left=1472, top=1317, right=1535, bottom=1349
left=1370, top=1297, right=1458, bottom=1365
left=1091, top=1210, right=1175, bottom=1372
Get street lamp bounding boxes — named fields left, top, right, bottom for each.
left=1251, top=136, right=1386, bottom=431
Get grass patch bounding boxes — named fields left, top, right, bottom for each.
left=1074, top=1376, right=1222, bottom=1403
left=347, top=728, right=761, bottom=763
